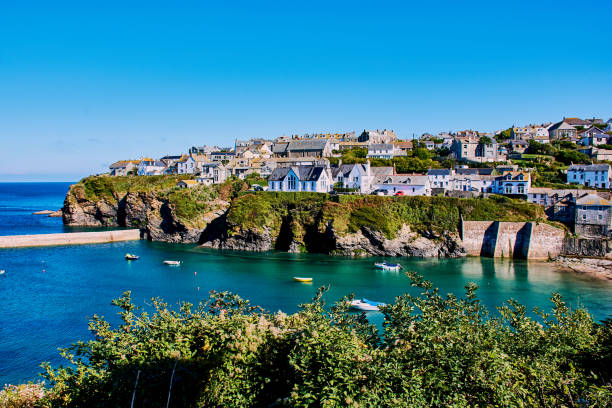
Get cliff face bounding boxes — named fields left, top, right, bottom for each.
left=62, top=180, right=229, bottom=243
left=63, top=176, right=555, bottom=258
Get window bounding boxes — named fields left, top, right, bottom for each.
left=288, top=174, right=297, bottom=190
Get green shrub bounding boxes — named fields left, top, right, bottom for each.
left=34, top=273, right=612, bottom=407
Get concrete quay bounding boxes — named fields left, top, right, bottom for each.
left=0, top=229, right=141, bottom=249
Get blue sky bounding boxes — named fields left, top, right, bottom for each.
left=1, top=0, right=611, bottom=181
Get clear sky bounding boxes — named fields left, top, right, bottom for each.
left=1, top=0, right=611, bottom=181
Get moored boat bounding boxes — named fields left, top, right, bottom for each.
left=374, top=262, right=402, bottom=271
left=350, top=298, right=386, bottom=311
left=163, top=260, right=181, bottom=266
left=125, top=253, right=139, bottom=260
left=293, top=277, right=312, bottom=282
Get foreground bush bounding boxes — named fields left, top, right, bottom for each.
left=10, top=272, right=612, bottom=407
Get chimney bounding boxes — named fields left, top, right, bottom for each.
left=365, top=159, right=370, bottom=175
left=393, top=163, right=396, bottom=175
left=338, top=159, right=342, bottom=167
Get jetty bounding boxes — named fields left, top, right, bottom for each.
left=0, top=229, right=141, bottom=249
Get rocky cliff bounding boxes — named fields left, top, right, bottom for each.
left=62, top=176, right=229, bottom=243
left=63, top=175, right=554, bottom=258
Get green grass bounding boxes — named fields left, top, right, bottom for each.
left=227, top=193, right=550, bottom=240
left=74, top=175, right=193, bottom=202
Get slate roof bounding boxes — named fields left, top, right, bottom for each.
left=576, top=193, right=611, bottom=206
left=373, top=175, right=429, bottom=185
left=455, top=168, right=495, bottom=176
left=370, top=166, right=394, bottom=176
left=332, top=164, right=364, bottom=179
left=268, top=166, right=328, bottom=182
left=272, top=142, right=289, bottom=154
left=368, top=143, right=394, bottom=151
left=568, top=164, right=611, bottom=172
left=549, top=121, right=577, bottom=131
left=427, top=169, right=452, bottom=176
left=287, top=139, right=329, bottom=151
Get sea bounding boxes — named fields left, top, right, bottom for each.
left=1, top=182, right=612, bottom=385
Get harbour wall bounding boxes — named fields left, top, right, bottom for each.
left=460, top=219, right=565, bottom=260
left=0, top=229, right=141, bottom=249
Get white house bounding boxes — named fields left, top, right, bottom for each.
left=367, top=143, right=395, bottom=159
left=494, top=171, right=531, bottom=195
left=371, top=174, right=431, bottom=196
left=267, top=166, right=333, bottom=193
left=567, top=164, right=610, bottom=188
left=137, top=160, right=167, bottom=176
left=427, top=169, right=453, bottom=190
left=332, top=162, right=372, bottom=193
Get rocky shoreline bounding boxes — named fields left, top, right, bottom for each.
left=555, top=256, right=612, bottom=280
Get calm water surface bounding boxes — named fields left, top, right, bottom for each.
left=0, top=183, right=611, bottom=385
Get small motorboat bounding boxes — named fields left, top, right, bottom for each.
left=350, top=298, right=386, bottom=311
left=374, top=262, right=402, bottom=271
left=293, top=277, right=313, bottom=283
left=125, top=253, right=139, bottom=260
left=0, top=270, right=5, bottom=275
left=163, top=260, right=181, bottom=266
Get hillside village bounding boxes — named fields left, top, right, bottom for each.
left=108, top=117, right=612, bottom=238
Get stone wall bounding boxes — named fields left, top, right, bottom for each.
left=0, top=229, right=141, bottom=248
left=461, top=220, right=565, bottom=260
left=562, top=238, right=611, bottom=258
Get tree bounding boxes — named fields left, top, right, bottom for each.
left=479, top=135, right=493, bottom=146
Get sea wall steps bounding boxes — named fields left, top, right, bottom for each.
left=0, top=229, right=141, bottom=249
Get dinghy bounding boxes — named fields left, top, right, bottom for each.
left=350, top=298, right=386, bottom=311
left=374, top=262, right=401, bottom=271
left=163, top=260, right=181, bottom=266
left=125, top=253, right=139, bottom=260
left=0, top=270, right=5, bottom=275
left=293, top=277, right=313, bottom=283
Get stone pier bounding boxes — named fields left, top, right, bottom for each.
left=0, top=229, right=141, bottom=249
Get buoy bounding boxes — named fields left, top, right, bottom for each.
left=197, top=286, right=200, bottom=291
left=194, top=272, right=197, bottom=275
left=42, top=269, right=45, bottom=273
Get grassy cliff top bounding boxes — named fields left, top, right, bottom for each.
left=226, top=192, right=553, bottom=240
left=72, top=175, right=194, bottom=202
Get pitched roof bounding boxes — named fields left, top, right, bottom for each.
left=368, top=143, right=394, bottom=150
left=427, top=169, right=452, bottom=176
left=373, top=174, right=429, bottom=185
left=272, top=142, right=289, bottom=154
left=287, top=139, right=329, bottom=151
left=568, top=164, right=610, bottom=172
left=564, top=118, right=590, bottom=126
left=268, top=166, right=328, bottom=182
left=455, top=168, right=495, bottom=176
left=370, top=166, right=394, bottom=176
left=576, top=193, right=611, bottom=206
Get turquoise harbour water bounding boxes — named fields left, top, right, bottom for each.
left=0, top=183, right=612, bottom=385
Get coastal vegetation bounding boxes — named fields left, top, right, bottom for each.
left=225, top=192, right=549, bottom=241
left=3, top=272, right=610, bottom=407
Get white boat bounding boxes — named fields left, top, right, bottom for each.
left=350, top=298, right=386, bottom=311
left=163, top=260, right=181, bottom=266
left=0, top=270, right=5, bottom=275
left=125, top=253, right=139, bottom=260
left=374, top=262, right=402, bottom=271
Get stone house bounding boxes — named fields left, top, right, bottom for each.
left=109, top=160, right=140, bottom=176
left=358, top=129, right=398, bottom=144
left=548, top=120, right=577, bottom=140
left=574, top=193, right=612, bottom=237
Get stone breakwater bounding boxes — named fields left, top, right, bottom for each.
left=0, top=229, right=141, bottom=248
